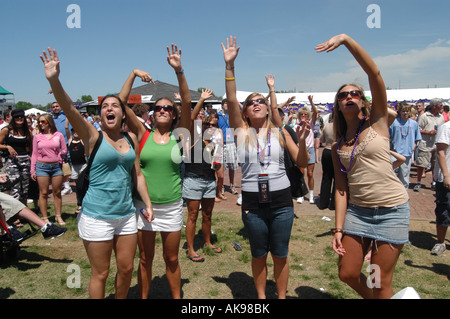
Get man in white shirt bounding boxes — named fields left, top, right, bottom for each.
left=415, top=99, right=445, bottom=191
left=432, top=121, right=450, bottom=255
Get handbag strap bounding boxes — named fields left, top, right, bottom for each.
left=85, top=132, right=103, bottom=173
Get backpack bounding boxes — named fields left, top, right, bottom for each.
left=76, top=132, right=134, bottom=206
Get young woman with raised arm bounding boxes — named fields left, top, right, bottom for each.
left=316, top=34, right=409, bottom=299
left=40, top=47, right=153, bottom=299
left=222, top=36, right=310, bottom=299
left=118, top=44, right=191, bottom=299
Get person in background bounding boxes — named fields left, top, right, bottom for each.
left=0, top=109, right=33, bottom=204
left=0, top=179, right=66, bottom=241
left=217, top=98, right=239, bottom=197
left=432, top=121, right=450, bottom=255
left=68, top=128, right=87, bottom=214
left=51, top=102, right=72, bottom=195
left=184, top=91, right=223, bottom=262
left=30, top=113, right=67, bottom=226
left=296, top=95, right=318, bottom=204
left=389, top=102, right=422, bottom=189
left=318, top=115, right=335, bottom=210
left=415, top=98, right=445, bottom=192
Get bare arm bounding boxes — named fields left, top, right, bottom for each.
left=390, top=150, right=406, bottom=169
left=119, top=69, right=154, bottom=142
left=191, top=89, right=214, bottom=120
left=266, top=74, right=282, bottom=127
left=316, top=34, right=387, bottom=129
left=221, top=36, right=245, bottom=130
left=167, top=44, right=192, bottom=131
left=40, top=48, right=98, bottom=154
left=308, top=95, right=318, bottom=126
left=331, top=142, right=349, bottom=256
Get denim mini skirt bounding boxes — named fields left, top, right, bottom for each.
left=343, top=202, right=410, bottom=245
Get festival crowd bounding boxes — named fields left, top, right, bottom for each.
left=0, top=34, right=448, bottom=300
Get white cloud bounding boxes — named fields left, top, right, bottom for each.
left=294, top=40, right=450, bottom=92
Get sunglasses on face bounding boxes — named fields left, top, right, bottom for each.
left=246, top=98, right=266, bottom=107
left=39, top=120, right=48, bottom=124
left=203, top=122, right=218, bottom=127
left=337, top=90, right=362, bottom=101
left=154, top=105, right=173, bottom=113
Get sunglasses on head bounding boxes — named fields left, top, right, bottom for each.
left=337, top=90, right=362, bottom=101
left=246, top=98, right=266, bottom=107
left=154, top=105, right=173, bottom=112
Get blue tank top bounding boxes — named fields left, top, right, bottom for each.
left=81, top=135, right=136, bottom=219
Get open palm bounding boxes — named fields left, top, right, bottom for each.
left=40, top=47, right=60, bottom=81
left=221, top=36, right=240, bottom=64
left=166, top=44, right=182, bottom=71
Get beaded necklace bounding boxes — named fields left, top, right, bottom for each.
left=336, top=116, right=365, bottom=173
left=398, top=118, right=410, bottom=138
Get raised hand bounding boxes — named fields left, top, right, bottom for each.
left=166, top=43, right=182, bottom=72
left=221, top=36, right=240, bottom=65
left=40, top=47, right=60, bottom=81
left=265, top=74, right=275, bottom=90
left=315, top=34, right=347, bottom=53
left=296, top=118, right=311, bottom=141
left=200, top=88, right=214, bottom=100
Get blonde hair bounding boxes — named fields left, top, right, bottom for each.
left=242, top=93, right=285, bottom=149
left=298, top=108, right=311, bottom=119
left=332, top=83, right=371, bottom=139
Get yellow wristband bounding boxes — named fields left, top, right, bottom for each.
left=225, top=77, right=235, bottom=81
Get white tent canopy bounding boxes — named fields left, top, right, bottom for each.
left=25, top=108, right=47, bottom=116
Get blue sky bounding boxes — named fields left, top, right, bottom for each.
left=1, top=0, right=450, bottom=106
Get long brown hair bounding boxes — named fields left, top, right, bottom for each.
left=38, top=113, right=58, bottom=134
left=332, top=83, right=371, bottom=139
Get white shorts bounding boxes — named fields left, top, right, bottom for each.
left=77, top=212, right=137, bottom=241
left=134, top=198, right=184, bottom=232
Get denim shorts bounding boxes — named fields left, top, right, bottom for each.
left=35, top=162, right=63, bottom=177
left=307, top=147, right=316, bottom=165
left=182, top=173, right=216, bottom=200
left=343, top=202, right=410, bottom=245
left=242, top=206, right=294, bottom=258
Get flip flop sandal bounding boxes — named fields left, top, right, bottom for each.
left=211, top=245, right=222, bottom=253
left=188, top=254, right=205, bottom=262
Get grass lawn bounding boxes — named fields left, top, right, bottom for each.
left=1, top=203, right=448, bottom=300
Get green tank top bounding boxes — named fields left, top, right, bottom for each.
left=139, top=131, right=182, bottom=204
